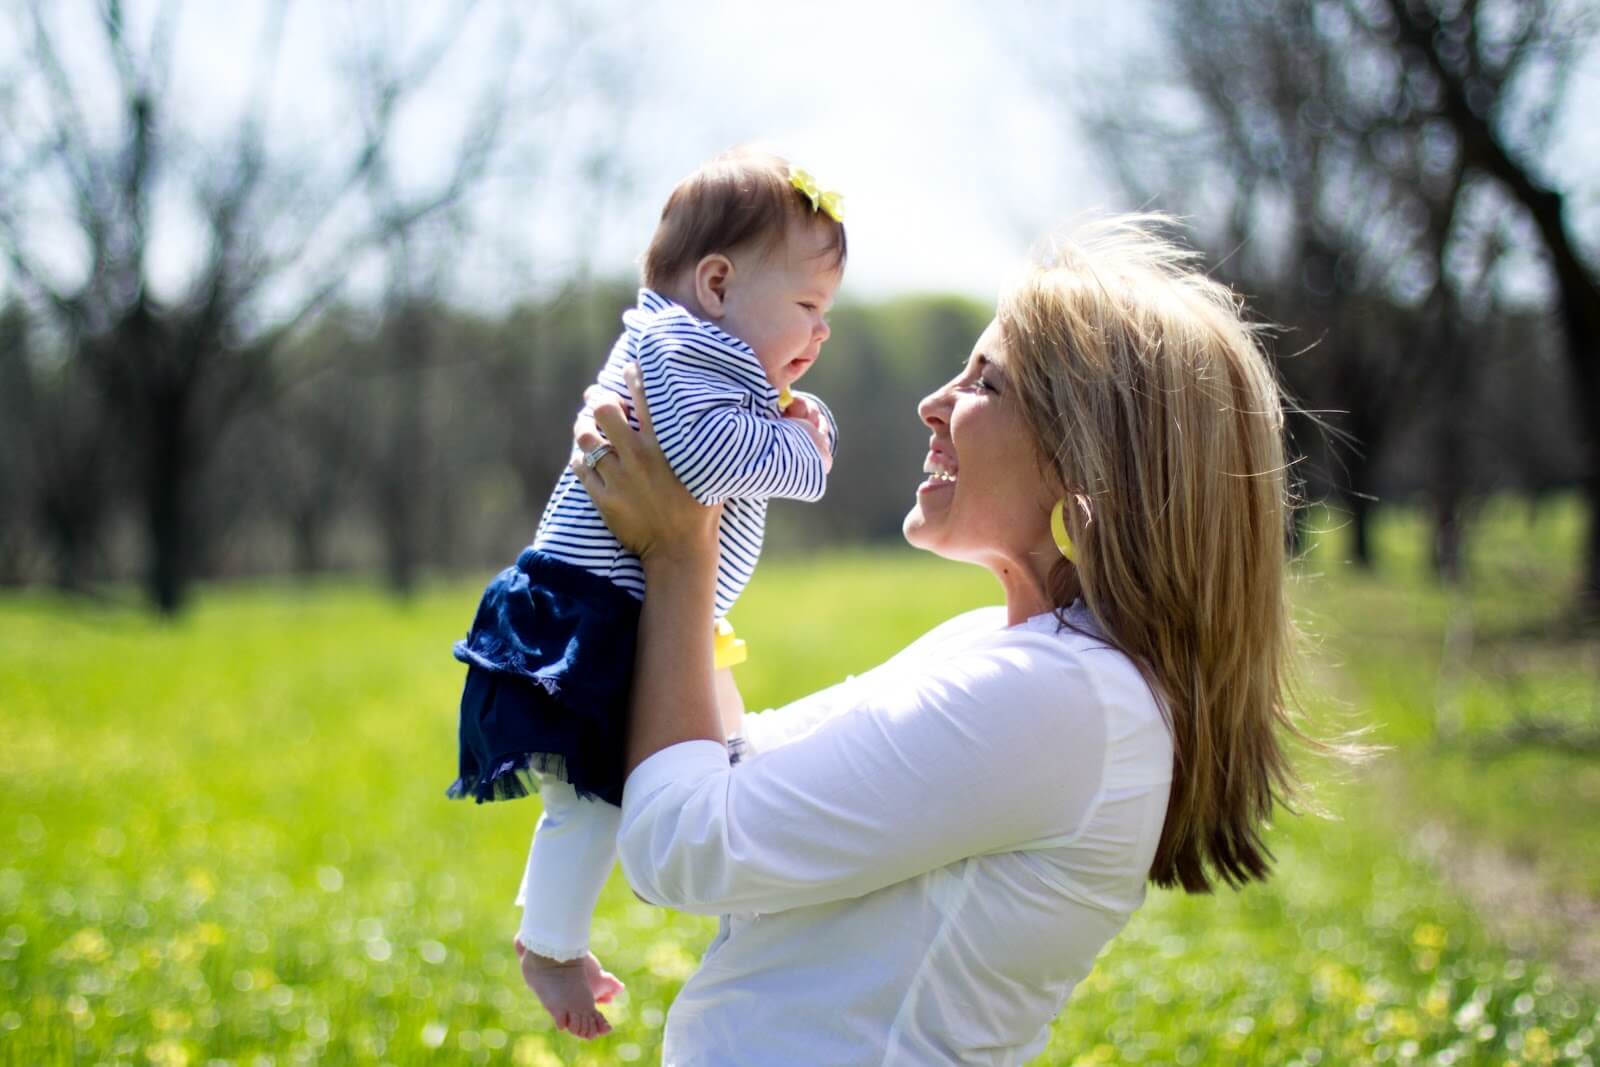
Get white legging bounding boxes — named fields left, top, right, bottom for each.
left=514, top=773, right=621, bottom=961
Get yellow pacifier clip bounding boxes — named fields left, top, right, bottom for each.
left=713, top=618, right=748, bottom=670
left=778, top=386, right=794, bottom=411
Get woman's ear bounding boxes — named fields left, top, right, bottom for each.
left=694, top=254, right=734, bottom=318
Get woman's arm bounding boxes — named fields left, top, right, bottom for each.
left=571, top=364, right=724, bottom=776
left=616, top=639, right=1112, bottom=915
left=738, top=608, right=1007, bottom=754
left=625, top=539, right=721, bottom=774
left=737, top=682, right=856, bottom=754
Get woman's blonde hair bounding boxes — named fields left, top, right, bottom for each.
left=998, top=215, right=1305, bottom=894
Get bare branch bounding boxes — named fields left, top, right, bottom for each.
left=22, top=2, right=111, bottom=283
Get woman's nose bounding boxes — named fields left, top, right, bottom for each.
left=918, top=385, right=950, bottom=428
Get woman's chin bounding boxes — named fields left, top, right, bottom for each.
left=902, top=505, right=939, bottom=551
left=901, top=512, right=921, bottom=547
left=904, top=482, right=956, bottom=544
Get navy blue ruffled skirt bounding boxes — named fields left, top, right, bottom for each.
left=448, top=548, right=640, bottom=808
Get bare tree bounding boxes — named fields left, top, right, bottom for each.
left=1049, top=0, right=1594, bottom=590
left=0, top=1, right=579, bottom=613
left=0, top=303, right=31, bottom=585
left=0, top=300, right=119, bottom=590
left=1058, top=0, right=1466, bottom=565
left=1366, top=0, right=1600, bottom=608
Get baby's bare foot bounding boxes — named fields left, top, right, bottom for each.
left=583, top=952, right=625, bottom=1005
left=515, top=939, right=620, bottom=1040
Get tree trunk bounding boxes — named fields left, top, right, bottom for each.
left=291, top=510, right=327, bottom=577
left=1557, top=304, right=1600, bottom=615
left=1584, top=444, right=1600, bottom=618
left=375, top=389, right=424, bottom=597
left=38, top=477, right=97, bottom=593
left=1342, top=417, right=1381, bottom=571
left=382, top=500, right=419, bottom=597
left=1430, top=313, right=1472, bottom=585
left=1349, top=492, right=1376, bottom=569
left=1432, top=500, right=1464, bottom=584
left=144, top=408, right=193, bottom=616
left=44, top=520, right=91, bottom=593
left=0, top=530, right=23, bottom=587
left=377, top=303, right=431, bottom=598
left=1530, top=196, right=1600, bottom=615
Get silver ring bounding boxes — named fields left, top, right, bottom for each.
left=581, top=442, right=614, bottom=469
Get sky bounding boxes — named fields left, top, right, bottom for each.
left=589, top=0, right=1128, bottom=303
left=4, top=0, right=1136, bottom=313
left=10, top=0, right=1595, bottom=315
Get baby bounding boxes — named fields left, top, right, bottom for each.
left=448, top=147, right=845, bottom=1039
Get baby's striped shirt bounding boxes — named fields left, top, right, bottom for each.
left=532, top=289, right=835, bottom=619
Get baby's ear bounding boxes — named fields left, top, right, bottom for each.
left=694, top=254, right=734, bottom=316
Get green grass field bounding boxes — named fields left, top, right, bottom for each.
left=1296, top=500, right=1600, bottom=905
left=2, top=506, right=1597, bottom=1065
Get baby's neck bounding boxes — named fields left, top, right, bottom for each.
left=656, top=282, right=710, bottom=322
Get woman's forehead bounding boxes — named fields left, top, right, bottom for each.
left=974, top=319, right=1005, bottom=356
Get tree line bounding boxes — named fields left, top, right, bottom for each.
left=2, top=0, right=1595, bottom=616
left=0, top=275, right=1583, bottom=608
left=1054, top=0, right=1599, bottom=609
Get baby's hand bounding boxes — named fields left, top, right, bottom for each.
left=783, top=395, right=833, bottom=473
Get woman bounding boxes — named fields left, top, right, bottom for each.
left=569, top=217, right=1305, bottom=1065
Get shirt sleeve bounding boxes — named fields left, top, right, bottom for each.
left=635, top=321, right=828, bottom=505
left=739, top=609, right=1006, bottom=755
left=739, top=677, right=858, bottom=754
left=790, top=389, right=839, bottom=455
left=617, top=636, right=1110, bottom=916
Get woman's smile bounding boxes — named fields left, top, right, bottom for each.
left=918, top=449, right=958, bottom=495
left=916, top=477, right=957, bottom=496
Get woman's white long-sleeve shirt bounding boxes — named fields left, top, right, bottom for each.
left=618, top=603, right=1174, bottom=1066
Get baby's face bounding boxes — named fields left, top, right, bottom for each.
left=718, top=219, right=843, bottom=394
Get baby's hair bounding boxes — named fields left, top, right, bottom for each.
left=642, top=147, right=847, bottom=290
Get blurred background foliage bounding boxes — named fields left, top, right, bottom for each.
left=1, top=0, right=1596, bottom=619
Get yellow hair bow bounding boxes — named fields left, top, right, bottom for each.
left=789, top=166, right=845, bottom=223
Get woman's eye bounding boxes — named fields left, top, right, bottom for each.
left=955, top=357, right=997, bottom=394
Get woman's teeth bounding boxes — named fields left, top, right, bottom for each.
left=922, top=461, right=957, bottom=483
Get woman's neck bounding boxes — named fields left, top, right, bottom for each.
left=992, top=547, right=1059, bottom=627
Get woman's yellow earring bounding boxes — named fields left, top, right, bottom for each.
left=1050, top=499, right=1076, bottom=562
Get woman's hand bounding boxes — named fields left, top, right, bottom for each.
left=571, top=364, right=721, bottom=568
left=574, top=365, right=725, bottom=775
